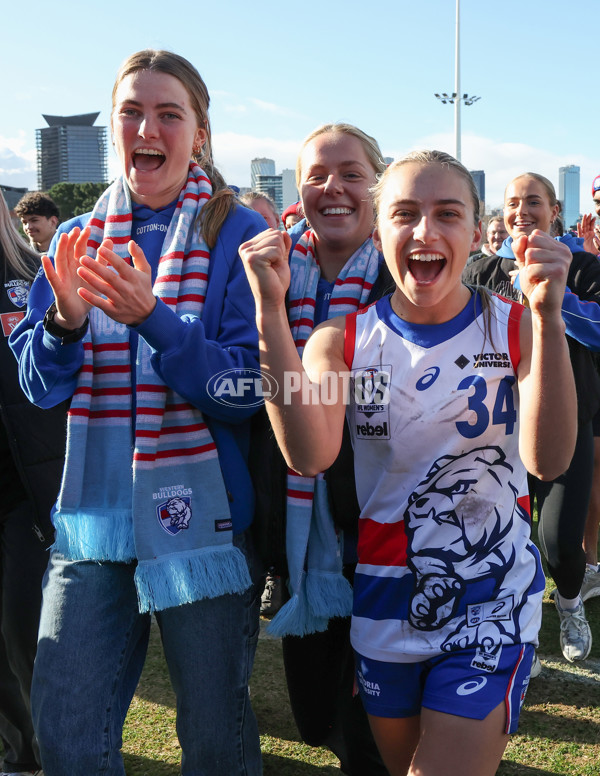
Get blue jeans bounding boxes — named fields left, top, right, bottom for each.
left=31, top=537, right=262, bottom=776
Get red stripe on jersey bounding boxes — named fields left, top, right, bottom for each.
left=358, top=518, right=408, bottom=566
left=518, top=495, right=530, bottom=518
left=344, top=312, right=357, bottom=369
left=504, top=645, right=525, bottom=734
left=507, top=302, right=523, bottom=371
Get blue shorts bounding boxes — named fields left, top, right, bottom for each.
left=355, top=643, right=534, bottom=734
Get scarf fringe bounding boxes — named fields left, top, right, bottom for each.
left=266, top=575, right=329, bottom=637
left=52, top=511, right=135, bottom=561
left=306, top=569, right=353, bottom=619
left=135, top=545, right=252, bottom=613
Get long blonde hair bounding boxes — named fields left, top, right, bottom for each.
left=0, top=192, right=40, bottom=281
left=112, top=50, right=235, bottom=249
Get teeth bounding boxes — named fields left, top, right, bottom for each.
left=322, top=207, right=352, bottom=215
left=135, top=148, right=164, bottom=156
left=410, top=253, right=444, bottom=262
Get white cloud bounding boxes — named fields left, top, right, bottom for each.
left=0, top=132, right=36, bottom=163
left=0, top=132, right=37, bottom=188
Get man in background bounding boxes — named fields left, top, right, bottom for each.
left=14, top=192, right=60, bottom=253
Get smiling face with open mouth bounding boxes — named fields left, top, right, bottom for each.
left=373, top=161, right=481, bottom=324
left=298, top=132, right=377, bottom=274
left=503, top=176, right=559, bottom=239
left=112, top=69, right=207, bottom=210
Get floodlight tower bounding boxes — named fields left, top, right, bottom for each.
left=433, top=0, right=480, bottom=161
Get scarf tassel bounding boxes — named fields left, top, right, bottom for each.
left=52, top=510, right=135, bottom=561
left=306, top=569, right=353, bottom=619
left=135, top=545, right=251, bottom=613
left=266, top=574, right=329, bottom=637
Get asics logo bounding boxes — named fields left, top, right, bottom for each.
left=456, top=676, right=487, bottom=696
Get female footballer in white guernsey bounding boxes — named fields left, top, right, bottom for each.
left=240, top=150, right=576, bottom=776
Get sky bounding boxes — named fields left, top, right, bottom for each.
left=2, top=0, right=599, bottom=212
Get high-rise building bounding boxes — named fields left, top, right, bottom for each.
left=36, top=113, right=108, bottom=190
left=470, top=170, right=485, bottom=211
left=256, top=174, right=283, bottom=213
left=250, top=158, right=275, bottom=191
left=281, top=169, right=298, bottom=210
left=559, top=165, right=580, bottom=231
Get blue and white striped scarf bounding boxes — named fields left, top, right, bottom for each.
left=267, top=229, right=381, bottom=636
left=53, top=163, right=251, bottom=612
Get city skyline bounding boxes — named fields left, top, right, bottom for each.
left=2, top=0, right=598, bottom=212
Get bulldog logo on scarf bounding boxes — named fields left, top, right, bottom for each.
left=157, top=496, right=193, bottom=535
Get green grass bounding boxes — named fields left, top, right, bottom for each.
left=121, top=517, right=600, bottom=774
left=122, top=595, right=600, bottom=775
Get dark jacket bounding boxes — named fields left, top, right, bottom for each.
left=250, top=232, right=394, bottom=574
left=0, top=259, right=67, bottom=542
left=463, top=251, right=600, bottom=426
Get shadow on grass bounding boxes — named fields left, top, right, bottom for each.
left=262, top=753, right=340, bottom=774
left=123, top=752, right=179, bottom=775
left=519, top=707, right=600, bottom=745
left=123, top=751, right=339, bottom=775
left=498, top=763, right=562, bottom=775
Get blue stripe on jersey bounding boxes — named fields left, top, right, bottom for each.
left=353, top=556, right=545, bottom=622
left=376, top=290, right=483, bottom=348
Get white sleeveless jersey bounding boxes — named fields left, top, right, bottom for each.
left=345, top=294, right=544, bottom=663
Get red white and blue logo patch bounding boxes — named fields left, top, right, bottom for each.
left=5, top=281, right=30, bottom=308
left=157, top=496, right=192, bottom=535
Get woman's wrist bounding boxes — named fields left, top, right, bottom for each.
left=53, top=309, right=88, bottom=331
left=43, top=302, right=89, bottom=344
left=256, top=301, right=288, bottom=335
